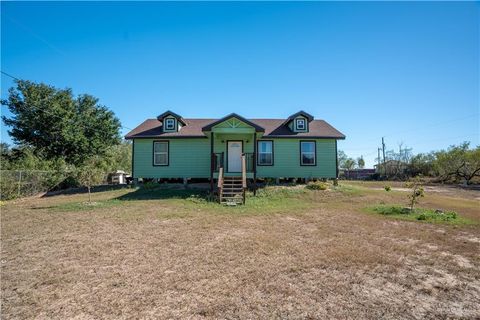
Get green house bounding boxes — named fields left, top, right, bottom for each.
left=126, top=111, right=345, bottom=202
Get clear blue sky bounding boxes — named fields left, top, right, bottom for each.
left=1, top=2, right=479, bottom=167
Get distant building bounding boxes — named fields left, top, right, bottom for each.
left=374, top=160, right=408, bottom=177
left=343, top=169, right=376, bottom=180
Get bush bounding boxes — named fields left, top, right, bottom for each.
left=384, top=185, right=391, bottom=192
left=374, top=206, right=412, bottom=215
left=306, top=181, right=329, bottom=190
left=142, top=181, right=159, bottom=190
left=372, top=205, right=460, bottom=223
left=417, top=211, right=457, bottom=222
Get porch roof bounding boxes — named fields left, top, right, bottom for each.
left=201, top=113, right=265, bottom=132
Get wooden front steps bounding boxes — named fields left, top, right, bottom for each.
left=220, top=176, right=245, bottom=205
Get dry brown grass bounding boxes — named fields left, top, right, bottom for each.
left=1, top=182, right=479, bottom=319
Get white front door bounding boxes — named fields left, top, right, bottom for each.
left=227, top=141, right=243, bottom=172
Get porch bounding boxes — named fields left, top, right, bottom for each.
left=212, top=151, right=255, bottom=179
left=203, top=114, right=264, bottom=204
left=209, top=132, right=257, bottom=190
left=208, top=129, right=258, bottom=179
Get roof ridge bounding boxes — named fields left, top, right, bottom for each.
left=146, top=118, right=327, bottom=121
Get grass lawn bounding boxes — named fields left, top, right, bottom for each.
left=2, top=181, right=479, bottom=319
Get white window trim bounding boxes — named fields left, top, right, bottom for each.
left=257, top=141, right=273, bottom=166
left=300, top=141, right=316, bottom=166
left=153, top=141, right=169, bottom=166
left=296, top=118, right=306, bottom=131
left=164, top=118, right=176, bottom=131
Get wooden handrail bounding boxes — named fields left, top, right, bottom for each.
left=217, top=167, right=224, bottom=188
left=217, top=167, right=224, bottom=203
left=241, top=154, right=247, bottom=189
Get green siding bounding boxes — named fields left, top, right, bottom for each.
left=133, top=138, right=211, bottom=178
left=213, top=134, right=254, bottom=153
left=256, top=139, right=337, bottom=179
left=132, top=137, right=337, bottom=179
left=213, top=118, right=253, bottom=129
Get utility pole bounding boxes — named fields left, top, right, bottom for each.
left=377, top=148, right=381, bottom=171
left=382, top=137, right=386, bottom=177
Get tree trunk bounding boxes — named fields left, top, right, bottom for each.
left=88, top=186, right=91, bottom=203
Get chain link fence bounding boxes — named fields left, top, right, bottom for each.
left=0, top=170, right=71, bottom=200
left=0, top=170, right=129, bottom=201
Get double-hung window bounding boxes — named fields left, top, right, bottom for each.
left=153, top=141, right=169, bottom=166
left=296, top=118, right=306, bottom=131
left=164, top=118, right=176, bottom=131
left=257, top=141, right=273, bottom=165
left=300, top=141, right=316, bottom=166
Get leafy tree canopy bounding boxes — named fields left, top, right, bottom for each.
left=338, top=150, right=356, bottom=170
left=435, top=142, right=480, bottom=184
left=1, top=80, right=121, bottom=166
left=357, top=156, right=365, bottom=169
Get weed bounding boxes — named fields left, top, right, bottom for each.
left=369, top=205, right=473, bottom=225
left=306, top=181, right=329, bottom=190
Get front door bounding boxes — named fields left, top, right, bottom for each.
left=227, top=141, right=243, bottom=172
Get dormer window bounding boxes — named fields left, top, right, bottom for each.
left=157, top=111, right=186, bottom=133
left=296, top=118, right=306, bottom=131
left=165, top=118, right=176, bottom=131
left=286, top=111, right=313, bottom=133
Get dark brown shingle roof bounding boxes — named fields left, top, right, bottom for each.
left=125, top=118, right=345, bottom=139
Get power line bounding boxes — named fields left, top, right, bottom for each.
left=342, top=112, right=479, bottom=159
left=1, top=76, right=131, bottom=132
left=347, top=111, right=479, bottom=146
left=6, top=16, right=66, bottom=56
left=383, top=112, right=479, bottom=139
left=409, top=133, right=478, bottom=146
left=1, top=71, right=20, bottom=81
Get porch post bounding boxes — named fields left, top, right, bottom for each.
left=131, top=139, right=135, bottom=181
left=253, top=132, right=257, bottom=196
left=335, top=139, right=339, bottom=179
left=210, top=132, right=214, bottom=192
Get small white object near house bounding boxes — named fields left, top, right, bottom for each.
left=108, top=170, right=129, bottom=185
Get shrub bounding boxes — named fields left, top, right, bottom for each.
left=416, top=211, right=457, bottom=222
left=384, top=185, right=391, bottom=192
left=372, top=205, right=460, bottom=223
left=306, top=181, right=329, bottom=190
left=374, top=206, right=412, bottom=215
left=405, top=176, right=425, bottom=210
left=142, top=181, right=159, bottom=190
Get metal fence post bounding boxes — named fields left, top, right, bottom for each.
left=17, top=170, right=22, bottom=197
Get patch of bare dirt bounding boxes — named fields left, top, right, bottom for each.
left=1, top=187, right=479, bottom=319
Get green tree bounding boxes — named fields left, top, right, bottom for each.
left=357, top=156, right=365, bottom=169
left=408, top=152, right=435, bottom=177
left=76, top=156, right=106, bottom=203
left=405, top=176, right=425, bottom=211
left=344, top=158, right=356, bottom=170
left=1, top=80, right=121, bottom=166
left=337, top=150, right=348, bottom=169
left=435, top=142, right=480, bottom=184
left=338, top=150, right=356, bottom=170
left=103, top=141, right=132, bottom=173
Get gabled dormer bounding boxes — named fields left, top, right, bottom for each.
left=157, top=110, right=186, bottom=133
left=285, top=111, right=314, bottom=133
